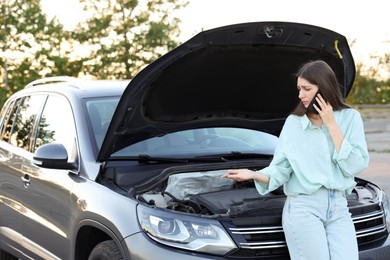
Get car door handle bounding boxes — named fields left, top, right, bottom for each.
left=21, top=174, right=30, bottom=188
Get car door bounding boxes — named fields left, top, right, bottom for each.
left=0, top=94, right=50, bottom=258
left=0, top=94, right=77, bottom=259
left=22, top=94, right=79, bottom=259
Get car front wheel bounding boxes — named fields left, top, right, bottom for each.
left=88, top=240, right=123, bottom=260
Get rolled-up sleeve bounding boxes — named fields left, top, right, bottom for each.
left=255, top=157, right=293, bottom=195
left=332, top=111, right=369, bottom=177
left=255, top=126, right=293, bottom=195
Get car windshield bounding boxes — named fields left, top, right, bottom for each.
left=112, top=127, right=277, bottom=158
left=86, top=98, right=278, bottom=159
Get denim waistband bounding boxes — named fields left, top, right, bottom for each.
left=298, top=187, right=347, bottom=197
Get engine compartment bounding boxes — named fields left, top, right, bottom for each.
left=137, top=170, right=289, bottom=216
left=135, top=169, right=381, bottom=217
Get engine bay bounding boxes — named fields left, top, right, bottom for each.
left=135, top=169, right=380, bottom=217
left=138, top=170, right=289, bottom=216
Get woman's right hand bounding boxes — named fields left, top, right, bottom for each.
left=222, top=169, right=270, bottom=184
left=222, top=169, right=257, bottom=181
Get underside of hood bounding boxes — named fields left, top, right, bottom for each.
left=98, top=21, right=355, bottom=161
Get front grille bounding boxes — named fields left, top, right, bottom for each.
left=352, top=207, right=388, bottom=245
left=227, top=224, right=288, bottom=258
left=225, top=203, right=388, bottom=258
left=230, top=226, right=286, bottom=249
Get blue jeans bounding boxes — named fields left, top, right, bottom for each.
left=282, top=188, right=358, bottom=260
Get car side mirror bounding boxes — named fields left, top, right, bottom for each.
left=33, top=143, right=77, bottom=170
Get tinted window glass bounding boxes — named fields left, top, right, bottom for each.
left=35, top=95, right=76, bottom=155
left=0, top=99, right=17, bottom=142
left=0, top=101, right=11, bottom=136
left=9, top=95, right=46, bottom=150
left=113, top=127, right=277, bottom=158
left=86, top=97, right=119, bottom=149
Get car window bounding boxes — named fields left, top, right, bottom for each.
left=0, top=99, right=18, bottom=143
left=86, top=97, right=119, bottom=149
left=0, top=100, right=11, bottom=136
left=34, top=95, right=77, bottom=156
left=112, top=127, right=277, bottom=158
left=9, top=95, right=46, bottom=150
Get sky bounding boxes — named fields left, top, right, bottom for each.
left=41, top=0, right=390, bottom=77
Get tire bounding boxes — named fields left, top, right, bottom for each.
left=88, top=240, right=123, bottom=260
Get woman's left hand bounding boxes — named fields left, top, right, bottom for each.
left=315, top=94, right=344, bottom=152
left=314, top=94, right=336, bottom=127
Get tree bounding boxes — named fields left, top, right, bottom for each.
left=0, top=0, right=75, bottom=106
left=72, top=0, right=188, bottom=79
left=0, top=0, right=188, bottom=108
left=379, top=53, right=390, bottom=81
left=347, top=62, right=390, bottom=104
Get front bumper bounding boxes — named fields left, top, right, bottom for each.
left=124, top=232, right=223, bottom=260
left=359, top=234, right=390, bottom=260
left=125, top=232, right=390, bottom=260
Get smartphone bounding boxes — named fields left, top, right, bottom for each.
left=307, top=91, right=321, bottom=114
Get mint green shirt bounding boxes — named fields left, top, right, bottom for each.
left=255, top=108, right=369, bottom=196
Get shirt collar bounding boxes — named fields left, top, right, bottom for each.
left=300, top=114, right=311, bottom=130
left=300, top=110, right=341, bottom=130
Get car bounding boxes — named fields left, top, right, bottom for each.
left=0, top=21, right=389, bottom=260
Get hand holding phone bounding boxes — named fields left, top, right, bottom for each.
left=307, top=91, right=321, bottom=114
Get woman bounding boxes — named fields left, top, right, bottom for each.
left=223, top=60, right=369, bottom=260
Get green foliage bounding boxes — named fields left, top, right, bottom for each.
left=71, top=0, right=187, bottom=79
left=0, top=0, right=187, bottom=107
left=0, top=0, right=388, bottom=108
left=347, top=63, right=390, bottom=104
left=0, top=0, right=77, bottom=105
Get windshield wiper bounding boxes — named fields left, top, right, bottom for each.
left=134, top=154, right=235, bottom=163
left=133, top=155, right=190, bottom=164
left=113, top=152, right=272, bottom=164
left=195, top=151, right=272, bottom=161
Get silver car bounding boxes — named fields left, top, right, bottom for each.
left=0, top=22, right=389, bottom=260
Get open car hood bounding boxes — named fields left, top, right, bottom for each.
left=98, top=21, right=355, bottom=161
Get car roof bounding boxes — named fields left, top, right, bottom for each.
left=12, top=77, right=129, bottom=100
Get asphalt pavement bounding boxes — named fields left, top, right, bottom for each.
left=359, top=117, right=390, bottom=195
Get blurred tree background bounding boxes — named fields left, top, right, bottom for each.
left=0, top=0, right=72, bottom=105
left=0, top=0, right=187, bottom=106
left=73, top=0, right=186, bottom=79
left=345, top=47, right=390, bottom=105
left=0, top=0, right=389, bottom=108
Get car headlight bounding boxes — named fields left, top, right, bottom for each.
left=380, top=190, right=390, bottom=231
left=137, top=204, right=237, bottom=255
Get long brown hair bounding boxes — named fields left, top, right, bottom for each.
left=291, top=60, right=349, bottom=116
